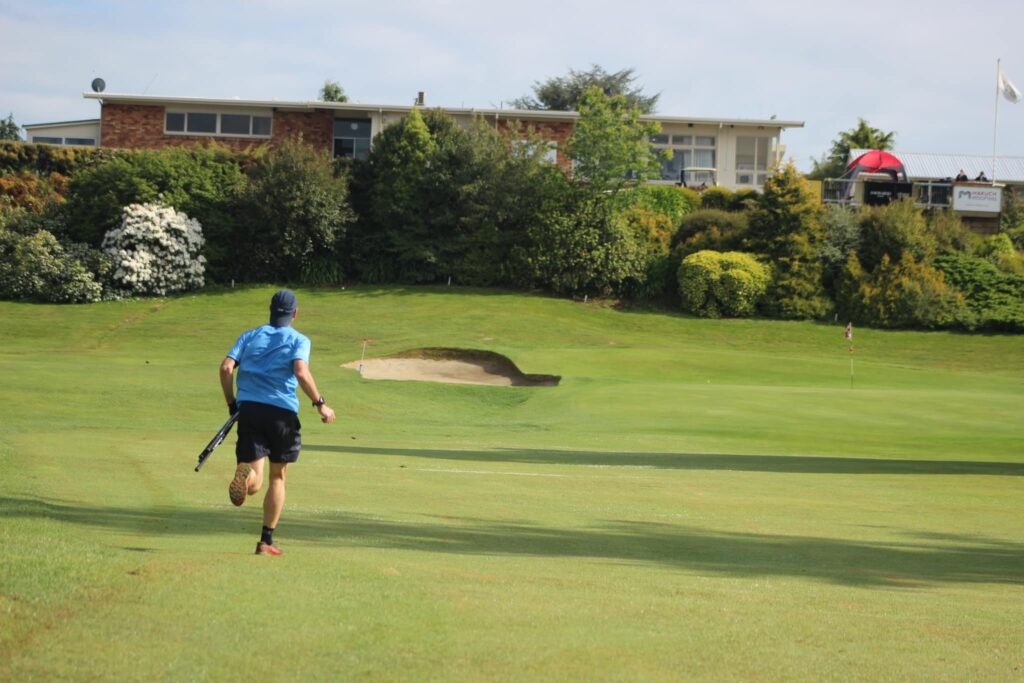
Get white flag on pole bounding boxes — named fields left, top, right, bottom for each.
left=998, top=66, right=1022, bottom=103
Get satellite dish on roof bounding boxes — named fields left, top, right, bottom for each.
left=91, top=78, right=106, bottom=93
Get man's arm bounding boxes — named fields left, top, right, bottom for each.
left=294, top=359, right=336, bottom=424
left=220, top=357, right=238, bottom=414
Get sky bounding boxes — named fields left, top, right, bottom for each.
left=2, top=0, right=1023, bottom=171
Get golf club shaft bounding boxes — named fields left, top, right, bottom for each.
left=195, top=412, right=239, bottom=472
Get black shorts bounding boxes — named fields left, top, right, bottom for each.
left=236, top=401, right=302, bottom=464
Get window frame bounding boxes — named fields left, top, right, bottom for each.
left=650, top=133, right=718, bottom=184
left=164, top=109, right=273, bottom=139
left=734, top=135, right=776, bottom=186
left=332, top=117, right=373, bottom=160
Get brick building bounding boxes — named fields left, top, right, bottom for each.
left=27, top=93, right=804, bottom=190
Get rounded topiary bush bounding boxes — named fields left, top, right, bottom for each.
left=102, top=203, right=205, bottom=296
left=677, top=250, right=770, bottom=317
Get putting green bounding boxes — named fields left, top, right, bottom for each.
left=1, top=286, right=1022, bottom=681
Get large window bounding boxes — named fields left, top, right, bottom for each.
left=735, top=136, right=774, bottom=186
left=165, top=111, right=272, bottom=138
left=333, top=118, right=372, bottom=159
left=31, top=135, right=96, bottom=146
left=653, top=134, right=716, bottom=186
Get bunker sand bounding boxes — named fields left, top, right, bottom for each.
left=342, top=348, right=560, bottom=387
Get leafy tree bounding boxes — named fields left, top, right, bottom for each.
left=857, top=199, right=936, bottom=273
left=349, top=108, right=569, bottom=286
left=319, top=80, right=348, bottom=103
left=510, top=65, right=659, bottom=113
left=808, top=118, right=896, bottom=179
left=508, top=189, right=646, bottom=296
left=807, top=155, right=847, bottom=180
left=452, top=120, right=572, bottom=286
left=349, top=107, right=440, bottom=282
left=0, top=113, right=20, bottom=141
left=568, top=86, right=665, bottom=192
left=817, top=204, right=861, bottom=295
left=236, top=138, right=353, bottom=284
left=837, top=252, right=966, bottom=329
left=999, top=187, right=1024, bottom=249
left=747, top=161, right=830, bottom=319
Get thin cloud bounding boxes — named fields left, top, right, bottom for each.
left=1, top=0, right=1022, bottom=166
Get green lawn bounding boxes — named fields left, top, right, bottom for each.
left=1, top=286, right=1022, bottom=682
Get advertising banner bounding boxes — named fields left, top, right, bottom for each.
left=953, top=186, right=1002, bottom=213
left=863, top=181, right=913, bottom=206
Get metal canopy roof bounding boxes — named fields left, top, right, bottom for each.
left=850, top=148, right=1024, bottom=183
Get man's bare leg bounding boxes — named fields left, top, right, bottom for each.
left=263, top=462, right=288, bottom=531
left=247, top=457, right=265, bottom=495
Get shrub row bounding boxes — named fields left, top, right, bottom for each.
left=0, top=140, right=116, bottom=175
left=3, top=125, right=1022, bottom=334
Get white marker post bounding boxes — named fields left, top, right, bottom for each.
left=844, top=322, right=854, bottom=389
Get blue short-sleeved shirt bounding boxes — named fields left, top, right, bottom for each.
left=227, top=325, right=311, bottom=414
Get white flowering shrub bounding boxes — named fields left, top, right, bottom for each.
left=102, top=203, right=206, bottom=296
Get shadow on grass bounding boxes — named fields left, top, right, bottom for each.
left=3, top=496, right=1022, bottom=588
left=305, top=445, right=1024, bottom=476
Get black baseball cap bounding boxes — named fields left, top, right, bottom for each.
left=269, top=289, right=297, bottom=327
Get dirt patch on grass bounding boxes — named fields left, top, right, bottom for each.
left=342, top=348, right=560, bottom=387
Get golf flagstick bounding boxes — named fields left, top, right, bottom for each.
left=358, top=338, right=375, bottom=376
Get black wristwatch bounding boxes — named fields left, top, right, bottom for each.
left=312, top=396, right=326, bottom=408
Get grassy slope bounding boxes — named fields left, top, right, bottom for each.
left=1, top=286, right=1022, bottom=682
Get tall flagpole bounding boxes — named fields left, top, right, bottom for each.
left=993, top=58, right=1001, bottom=183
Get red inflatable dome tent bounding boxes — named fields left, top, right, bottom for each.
left=844, top=150, right=908, bottom=182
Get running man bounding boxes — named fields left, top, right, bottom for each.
left=219, top=289, right=335, bottom=556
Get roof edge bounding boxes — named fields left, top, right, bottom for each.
left=23, top=118, right=101, bottom=129
left=82, top=93, right=803, bottom=128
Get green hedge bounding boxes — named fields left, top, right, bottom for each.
left=0, top=141, right=116, bottom=176
left=64, top=145, right=250, bottom=281
left=934, top=252, right=1024, bottom=332
left=677, top=250, right=770, bottom=318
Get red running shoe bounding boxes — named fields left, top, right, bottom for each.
left=255, top=542, right=283, bottom=556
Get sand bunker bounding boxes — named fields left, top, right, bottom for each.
left=342, top=348, right=559, bottom=387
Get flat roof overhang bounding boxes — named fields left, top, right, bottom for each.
left=84, top=93, right=804, bottom=129
left=24, top=118, right=101, bottom=129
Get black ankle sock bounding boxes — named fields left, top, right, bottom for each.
left=260, top=526, right=274, bottom=546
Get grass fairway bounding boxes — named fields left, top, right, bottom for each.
left=1, top=285, right=1022, bottom=682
